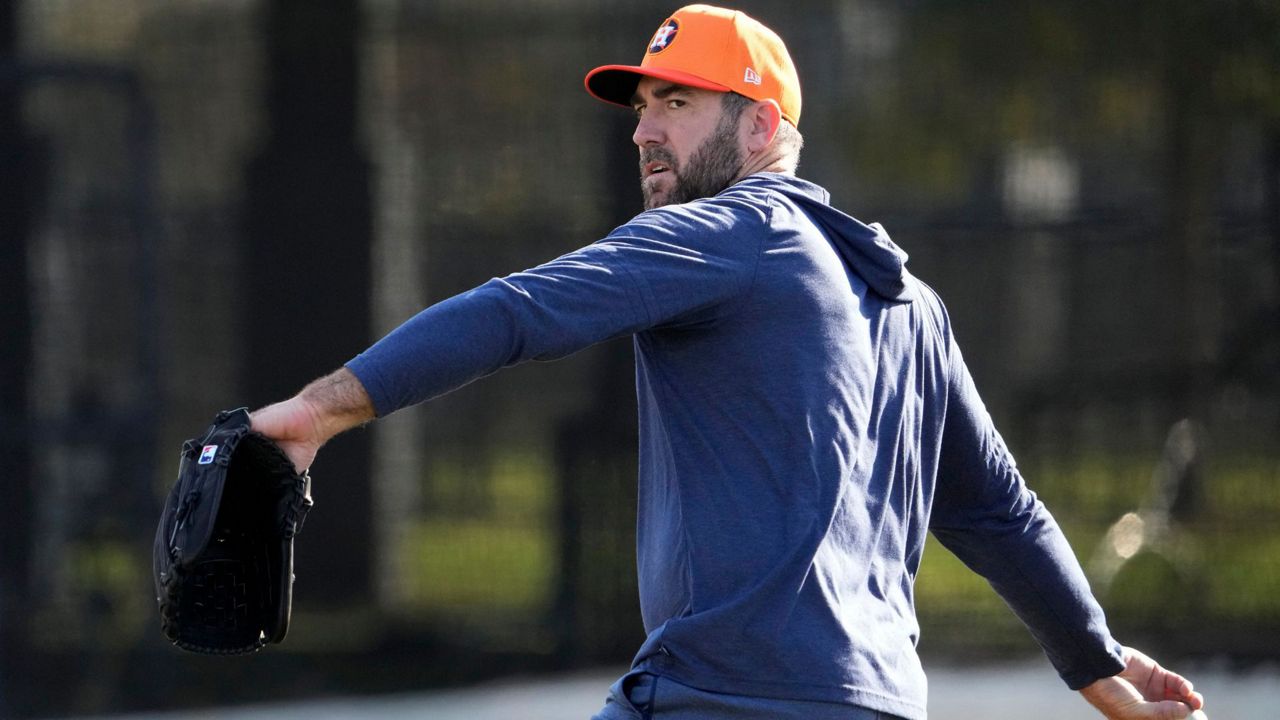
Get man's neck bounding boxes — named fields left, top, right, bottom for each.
left=734, top=148, right=792, bottom=182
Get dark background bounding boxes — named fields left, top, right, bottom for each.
left=1, top=0, right=1277, bottom=717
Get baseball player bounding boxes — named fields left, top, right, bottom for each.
left=251, top=5, right=1207, bottom=719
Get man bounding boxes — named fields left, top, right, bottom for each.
left=251, top=5, right=1207, bottom=719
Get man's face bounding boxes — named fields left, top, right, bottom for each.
left=631, top=77, right=745, bottom=210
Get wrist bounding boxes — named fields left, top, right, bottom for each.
left=297, top=367, right=375, bottom=443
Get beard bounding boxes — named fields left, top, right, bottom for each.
left=639, top=111, right=744, bottom=210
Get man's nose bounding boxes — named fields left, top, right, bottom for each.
left=632, top=112, right=664, bottom=148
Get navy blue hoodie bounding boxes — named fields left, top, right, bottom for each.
left=347, top=173, right=1124, bottom=718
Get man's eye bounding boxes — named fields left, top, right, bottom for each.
left=667, top=99, right=685, bottom=109
left=634, top=105, right=645, bottom=118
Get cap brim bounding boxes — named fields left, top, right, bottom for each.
left=584, top=64, right=733, bottom=109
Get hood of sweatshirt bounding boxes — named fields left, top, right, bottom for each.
left=740, top=173, right=912, bottom=303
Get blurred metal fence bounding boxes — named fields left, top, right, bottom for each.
left=0, top=0, right=1276, bottom=717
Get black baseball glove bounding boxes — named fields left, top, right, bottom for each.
left=153, top=407, right=313, bottom=654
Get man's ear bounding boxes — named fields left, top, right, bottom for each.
left=744, top=99, right=782, bottom=153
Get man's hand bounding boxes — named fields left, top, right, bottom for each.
left=250, top=396, right=326, bottom=473
left=1080, top=647, right=1206, bottom=719
left=250, top=367, right=376, bottom=473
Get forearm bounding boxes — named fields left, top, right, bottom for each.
left=296, top=367, right=376, bottom=444
left=934, top=342, right=1124, bottom=687
left=346, top=267, right=650, bottom=417
left=932, top=510, right=1124, bottom=688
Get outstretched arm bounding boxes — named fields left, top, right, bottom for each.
left=249, top=207, right=762, bottom=471
left=250, top=367, right=375, bottom=472
left=1080, top=647, right=1205, bottom=719
left=929, top=338, right=1207, bottom=715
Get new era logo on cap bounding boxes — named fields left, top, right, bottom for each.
left=744, top=67, right=762, bottom=85
left=198, top=444, right=218, bottom=465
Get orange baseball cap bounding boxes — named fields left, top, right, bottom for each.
left=584, top=4, right=802, bottom=126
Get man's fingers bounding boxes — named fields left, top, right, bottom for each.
left=1120, top=647, right=1204, bottom=709
left=1155, top=664, right=1202, bottom=708
left=250, top=400, right=322, bottom=473
left=279, top=441, right=317, bottom=474
left=1163, top=700, right=1208, bottom=719
left=249, top=402, right=288, bottom=437
left=1170, top=681, right=1203, bottom=709
left=1142, top=699, right=1206, bottom=720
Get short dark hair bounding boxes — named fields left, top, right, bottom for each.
left=720, top=92, right=804, bottom=172
left=720, top=90, right=754, bottom=118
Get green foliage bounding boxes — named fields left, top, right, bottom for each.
left=398, top=450, right=557, bottom=628
left=400, top=519, right=554, bottom=612
left=400, top=447, right=1280, bottom=659
left=917, top=453, right=1280, bottom=656
left=837, top=0, right=1280, bottom=212
left=1205, top=533, right=1280, bottom=620
left=33, top=540, right=151, bottom=651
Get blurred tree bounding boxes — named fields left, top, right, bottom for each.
left=842, top=0, right=1280, bottom=405
left=243, top=0, right=373, bottom=607
left=0, top=0, right=40, bottom=714
left=553, top=107, right=645, bottom=665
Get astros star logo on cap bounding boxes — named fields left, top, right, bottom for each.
left=649, top=19, right=679, bottom=53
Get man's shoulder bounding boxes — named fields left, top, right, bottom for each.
left=907, top=275, right=956, bottom=346
left=613, top=191, right=774, bottom=244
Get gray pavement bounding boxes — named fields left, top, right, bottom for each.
left=65, top=659, right=1278, bottom=720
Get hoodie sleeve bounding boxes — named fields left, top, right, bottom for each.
left=929, top=337, right=1125, bottom=690
left=345, top=200, right=765, bottom=417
